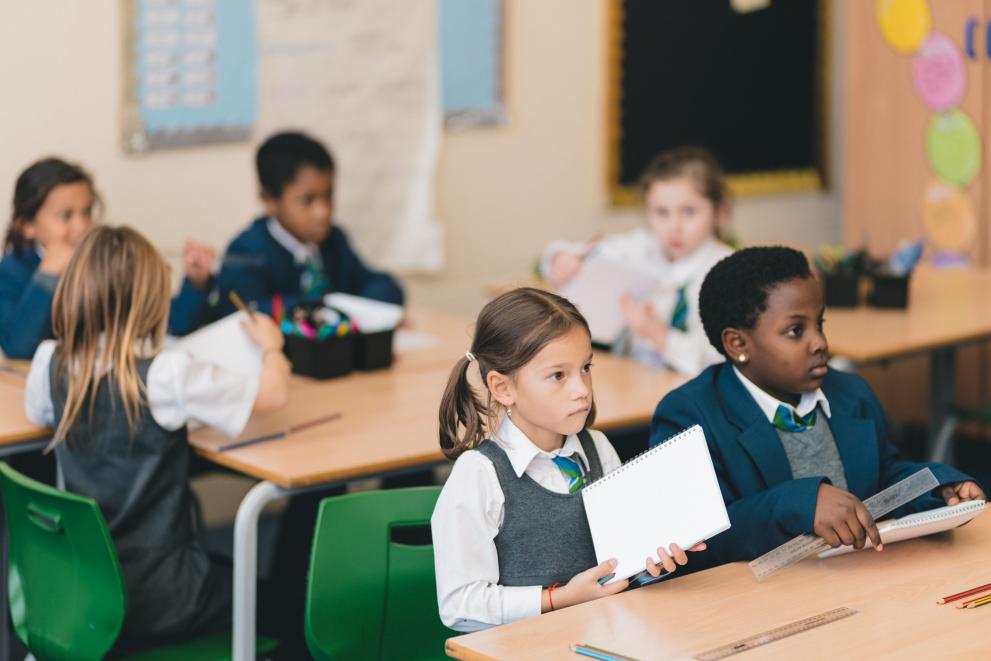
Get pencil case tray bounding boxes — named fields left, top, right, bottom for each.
left=353, top=329, right=394, bottom=371
left=867, top=273, right=910, bottom=309
left=820, top=273, right=859, bottom=308
left=284, top=333, right=354, bottom=379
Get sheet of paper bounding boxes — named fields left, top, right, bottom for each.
left=557, top=255, right=658, bottom=345
left=171, top=311, right=262, bottom=379
left=581, top=425, right=730, bottom=582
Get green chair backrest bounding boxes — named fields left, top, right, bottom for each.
left=304, top=486, right=452, bottom=660
left=0, top=462, right=126, bottom=661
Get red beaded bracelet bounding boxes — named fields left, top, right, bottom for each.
left=547, top=581, right=561, bottom=611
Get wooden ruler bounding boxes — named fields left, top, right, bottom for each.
left=693, top=607, right=858, bottom=660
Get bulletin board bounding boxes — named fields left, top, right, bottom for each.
left=439, top=0, right=506, bottom=129
left=121, top=0, right=257, bottom=153
left=607, top=0, right=829, bottom=204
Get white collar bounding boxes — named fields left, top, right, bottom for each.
left=491, top=416, right=588, bottom=478
left=266, top=217, right=320, bottom=264
left=661, top=237, right=727, bottom=285
left=732, top=366, right=832, bottom=422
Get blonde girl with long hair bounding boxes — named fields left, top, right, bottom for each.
left=24, top=226, right=290, bottom=647
left=431, top=288, right=704, bottom=632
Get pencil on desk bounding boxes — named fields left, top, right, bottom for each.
left=963, top=595, right=991, bottom=609
left=572, top=643, right=642, bottom=661
left=939, top=581, right=991, bottom=604
left=228, top=290, right=255, bottom=320
left=218, top=412, right=342, bottom=452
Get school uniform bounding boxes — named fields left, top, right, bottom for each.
left=0, top=248, right=58, bottom=359
left=649, top=363, right=975, bottom=570
left=542, top=231, right=731, bottom=374
left=213, top=217, right=403, bottom=318
left=0, top=246, right=217, bottom=355
left=24, top=339, right=258, bottom=643
left=431, top=417, right=622, bottom=632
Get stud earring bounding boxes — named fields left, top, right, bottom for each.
left=738, top=354, right=749, bottom=364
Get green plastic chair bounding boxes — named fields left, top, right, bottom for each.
left=0, top=462, right=276, bottom=661
left=304, top=486, right=454, bottom=660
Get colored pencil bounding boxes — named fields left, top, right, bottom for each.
left=938, top=581, right=991, bottom=604
left=963, top=595, right=991, bottom=610
left=218, top=412, right=342, bottom=452
left=228, top=290, right=255, bottom=320
left=572, top=643, right=642, bottom=661
left=956, top=592, right=991, bottom=609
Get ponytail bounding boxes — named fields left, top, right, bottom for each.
left=439, top=355, right=491, bottom=460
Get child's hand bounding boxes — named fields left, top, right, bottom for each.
left=549, top=559, right=629, bottom=611
left=644, top=542, right=707, bottom=577
left=38, top=240, right=75, bottom=276
left=547, top=252, right=584, bottom=288
left=620, top=294, right=668, bottom=349
left=814, top=483, right=883, bottom=550
left=183, top=239, right=216, bottom=289
left=546, top=235, right=601, bottom=287
left=240, top=313, right=284, bottom=354
left=940, top=481, right=986, bottom=505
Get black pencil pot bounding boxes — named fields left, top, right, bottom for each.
left=353, top=329, right=394, bottom=371
left=821, top=274, right=859, bottom=308
left=283, top=333, right=354, bottom=379
left=868, top=273, right=911, bottom=309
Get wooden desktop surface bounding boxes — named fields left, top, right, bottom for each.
left=0, top=363, right=47, bottom=445
left=189, top=350, right=686, bottom=489
left=446, top=514, right=991, bottom=660
left=813, top=267, right=991, bottom=363
left=189, top=307, right=685, bottom=488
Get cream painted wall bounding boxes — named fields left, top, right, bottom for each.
left=0, top=1, right=845, bottom=316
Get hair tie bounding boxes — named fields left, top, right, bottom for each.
left=465, top=351, right=476, bottom=362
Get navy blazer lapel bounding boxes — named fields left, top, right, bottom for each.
left=822, top=379, right=879, bottom=499
left=716, top=365, right=794, bottom=488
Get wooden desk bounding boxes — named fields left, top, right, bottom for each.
left=0, top=363, right=48, bottom=445
left=447, top=514, right=991, bottom=660
left=183, top=308, right=685, bottom=660
left=826, top=267, right=991, bottom=463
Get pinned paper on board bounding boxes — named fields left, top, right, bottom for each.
left=926, top=109, right=981, bottom=188
left=921, top=179, right=976, bottom=254
left=876, top=0, right=931, bottom=54
left=912, top=33, right=966, bottom=111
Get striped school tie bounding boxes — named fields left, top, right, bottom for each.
left=300, top=254, right=329, bottom=297
left=552, top=454, right=585, bottom=494
left=670, top=286, right=689, bottom=332
left=772, top=404, right=817, bottom=432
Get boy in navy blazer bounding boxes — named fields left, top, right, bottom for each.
left=650, top=246, right=983, bottom=569
left=213, top=131, right=403, bottom=319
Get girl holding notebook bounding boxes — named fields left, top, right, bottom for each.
left=431, top=287, right=703, bottom=632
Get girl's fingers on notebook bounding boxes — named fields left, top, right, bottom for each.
left=958, top=481, right=986, bottom=501
left=687, top=543, right=707, bottom=552
left=669, top=543, right=689, bottom=565
left=645, top=556, right=661, bottom=577
left=656, top=546, right=677, bottom=573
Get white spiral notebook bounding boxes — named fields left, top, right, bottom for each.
left=581, top=425, right=730, bottom=583
left=818, top=499, right=987, bottom=558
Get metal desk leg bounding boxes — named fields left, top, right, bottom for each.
left=232, top=480, right=285, bottom=661
left=929, top=347, right=957, bottom=464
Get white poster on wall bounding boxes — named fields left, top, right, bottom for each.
left=255, top=0, right=443, bottom=272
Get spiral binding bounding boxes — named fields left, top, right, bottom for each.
left=583, top=424, right=703, bottom=492
left=889, top=500, right=986, bottom=530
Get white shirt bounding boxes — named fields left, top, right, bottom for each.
left=24, top=339, right=259, bottom=438
left=266, top=217, right=322, bottom=267
left=431, top=417, right=622, bottom=632
left=542, top=230, right=732, bottom=375
left=732, top=366, right=832, bottom=423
